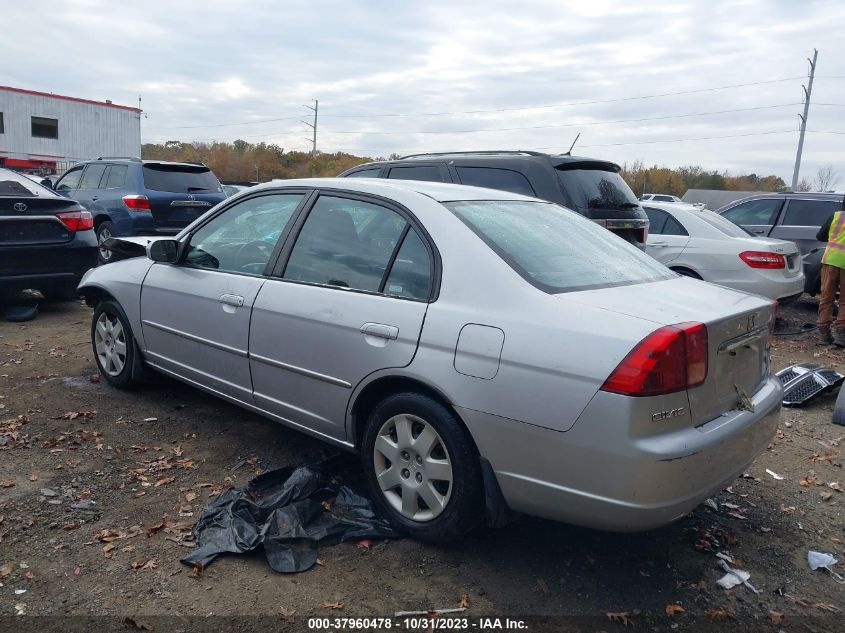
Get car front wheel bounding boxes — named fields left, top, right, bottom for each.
left=361, top=392, right=483, bottom=541
left=91, top=300, right=138, bottom=388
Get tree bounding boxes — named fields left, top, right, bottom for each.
left=796, top=178, right=813, bottom=192
left=813, top=164, right=840, bottom=192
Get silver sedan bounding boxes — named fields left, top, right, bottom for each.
left=79, top=178, right=781, bottom=540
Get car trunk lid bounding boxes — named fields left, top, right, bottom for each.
left=0, top=197, right=82, bottom=245
left=563, top=276, right=774, bottom=425
left=142, top=163, right=224, bottom=229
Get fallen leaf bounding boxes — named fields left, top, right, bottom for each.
left=605, top=612, right=633, bottom=627
left=172, top=446, right=184, bottom=457
left=28, top=474, right=38, bottom=482
left=280, top=607, right=296, bottom=621
left=322, top=601, right=344, bottom=610
left=154, top=475, right=175, bottom=488
left=665, top=604, right=685, bottom=617
left=123, top=617, right=153, bottom=631
left=707, top=609, right=735, bottom=620
left=780, top=504, right=796, bottom=513
left=102, top=542, right=116, bottom=558
left=832, top=537, right=843, bottom=545
left=0, top=563, right=13, bottom=577
left=800, top=472, right=818, bottom=487
left=459, top=594, right=470, bottom=609
left=184, top=492, right=197, bottom=503
left=74, top=567, right=81, bottom=576
left=820, top=491, right=833, bottom=502
left=63, top=522, right=80, bottom=531
left=24, top=571, right=34, bottom=580
left=190, top=561, right=203, bottom=578
left=1, top=479, right=15, bottom=488
left=142, top=559, right=158, bottom=570
left=829, top=482, right=842, bottom=492
left=769, top=611, right=785, bottom=625
left=315, top=558, right=325, bottom=566
left=356, top=539, right=372, bottom=551
left=89, top=374, right=101, bottom=384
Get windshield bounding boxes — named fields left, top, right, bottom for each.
left=445, top=200, right=674, bottom=293
left=555, top=165, right=640, bottom=211
left=696, top=209, right=755, bottom=237
left=143, top=164, right=222, bottom=193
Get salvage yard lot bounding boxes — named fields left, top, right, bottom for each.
left=0, top=300, right=843, bottom=629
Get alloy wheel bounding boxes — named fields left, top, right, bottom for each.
left=94, top=312, right=127, bottom=377
left=98, top=226, right=113, bottom=261
left=373, top=414, right=453, bottom=521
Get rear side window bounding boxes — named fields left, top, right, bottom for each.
left=346, top=168, right=381, bottom=178
left=103, top=164, right=128, bottom=189
left=143, top=164, right=222, bottom=193
left=384, top=229, right=432, bottom=300
left=455, top=167, right=535, bottom=196
left=644, top=207, right=668, bottom=233
left=446, top=200, right=673, bottom=293
left=782, top=199, right=841, bottom=227
left=284, top=196, right=408, bottom=293
left=387, top=166, right=444, bottom=182
left=721, top=199, right=780, bottom=225
left=79, top=164, right=107, bottom=189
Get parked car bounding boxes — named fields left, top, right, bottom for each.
left=53, top=157, right=225, bottom=264
left=640, top=193, right=682, bottom=203
left=643, top=202, right=804, bottom=302
left=0, top=168, right=97, bottom=301
left=338, top=151, right=650, bottom=249
left=79, top=178, right=780, bottom=540
left=719, top=192, right=844, bottom=255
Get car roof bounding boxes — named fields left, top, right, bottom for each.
left=640, top=201, right=702, bottom=213
left=347, top=151, right=621, bottom=171
left=82, top=157, right=209, bottom=169
left=263, top=177, right=539, bottom=203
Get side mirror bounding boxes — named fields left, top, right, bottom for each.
left=147, top=239, right=180, bottom=263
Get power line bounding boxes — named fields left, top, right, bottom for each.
left=144, top=76, right=807, bottom=130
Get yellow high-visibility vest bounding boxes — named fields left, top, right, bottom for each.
left=823, top=211, right=845, bottom=269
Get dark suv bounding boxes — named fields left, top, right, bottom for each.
left=339, top=151, right=649, bottom=247
left=53, top=157, right=225, bottom=263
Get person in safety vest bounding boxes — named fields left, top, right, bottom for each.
left=816, top=196, right=845, bottom=345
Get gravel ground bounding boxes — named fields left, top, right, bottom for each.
left=0, top=298, right=843, bottom=632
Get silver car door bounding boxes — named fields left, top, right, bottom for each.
left=720, top=198, right=782, bottom=237
left=768, top=198, right=841, bottom=254
left=140, top=192, right=306, bottom=403
left=249, top=193, right=434, bottom=441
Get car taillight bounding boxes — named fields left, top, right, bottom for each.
left=56, top=210, right=94, bottom=232
left=739, top=251, right=785, bottom=269
left=123, top=195, right=151, bottom=211
left=601, top=322, right=708, bottom=397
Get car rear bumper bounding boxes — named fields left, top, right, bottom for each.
left=706, top=272, right=805, bottom=302
left=458, top=375, right=781, bottom=531
left=0, top=230, right=98, bottom=291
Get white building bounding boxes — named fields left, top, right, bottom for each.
left=0, top=86, right=141, bottom=175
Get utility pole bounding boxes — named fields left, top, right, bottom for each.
left=791, top=49, right=818, bottom=191
left=302, top=99, right=318, bottom=176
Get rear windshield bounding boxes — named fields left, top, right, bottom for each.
left=556, top=165, right=640, bottom=211
left=142, top=164, right=222, bottom=193
left=696, top=209, right=755, bottom=237
left=445, top=200, right=674, bottom=293
left=0, top=171, right=53, bottom=197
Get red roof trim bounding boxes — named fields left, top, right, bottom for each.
left=0, top=86, right=141, bottom=113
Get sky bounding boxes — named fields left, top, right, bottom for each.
left=2, top=0, right=844, bottom=185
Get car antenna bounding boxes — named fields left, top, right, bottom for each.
left=564, top=132, right=580, bottom=156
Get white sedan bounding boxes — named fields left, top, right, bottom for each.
left=642, top=202, right=804, bottom=302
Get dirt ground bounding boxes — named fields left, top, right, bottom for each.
left=0, top=297, right=843, bottom=632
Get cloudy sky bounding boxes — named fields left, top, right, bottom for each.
left=3, top=0, right=844, bottom=183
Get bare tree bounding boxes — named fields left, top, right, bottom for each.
left=796, top=178, right=813, bottom=192
left=813, top=164, right=840, bottom=191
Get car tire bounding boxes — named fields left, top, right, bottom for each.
left=91, top=300, right=139, bottom=389
left=361, top=392, right=483, bottom=541
left=96, top=221, right=115, bottom=265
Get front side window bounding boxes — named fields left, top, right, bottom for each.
left=387, top=165, right=444, bottom=182
left=782, top=199, right=841, bottom=227
left=446, top=200, right=673, bottom=293
left=185, top=194, right=304, bottom=274
left=455, top=167, right=535, bottom=196
left=31, top=116, right=58, bottom=139
left=284, top=196, right=408, bottom=292
left=721, top=199, right=780, bottom=226
left=78, top=164, right=107, bottom=189
left=55, top=167, right=83, bottom=192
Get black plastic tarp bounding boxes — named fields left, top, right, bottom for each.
left=181, top=459, right=401, bottom=573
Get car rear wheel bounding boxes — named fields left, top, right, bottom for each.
left=91, top=300, right=138, bottom=388
left=96, top=221, right=115, bottom=265
left=361, top=392, right=483, bottom=541
left=671, top=266, right=702, bottom=280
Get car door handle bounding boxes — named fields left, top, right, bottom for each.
left=91, top=196, right=99, bottom=201
left=219, top=294, right=244, bottom=307
left=360, top=322, right=399, bottom=340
